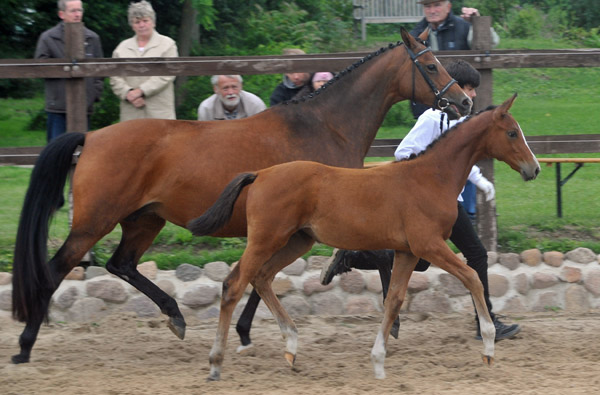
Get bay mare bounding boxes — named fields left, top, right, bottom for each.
left=188, top=94, right=540, bottom=380
left=10, top=28, right=471, bottom=365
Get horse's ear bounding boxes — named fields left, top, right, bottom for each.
left=418, top=27, right=430, bottom=42
left=400, top=27, right=417, bottom=50
left=494, top=93, right=518, bottom=119
left=499, top=93, right=518, bottom=113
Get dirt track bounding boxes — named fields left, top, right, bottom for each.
left=1, top=310, right=599, bottom=394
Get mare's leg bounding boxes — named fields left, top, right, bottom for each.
left=250, top=231, right=315, bottom=366
left=235, top=289, right=261, bottom=352
left=419, top=241, right=495, bottom=365
left=106, top=213, right=186, bottom=339
left=371, top=251, right=418, bottom=379
left=13, top=231, right=103, bottom=364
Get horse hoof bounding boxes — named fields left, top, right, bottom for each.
left=206, top=373, right=221, bottom=382
left=284, top=351, right=296, bottom=367
left=482, top=355, right=494, bottom=366
left=167, top=316, right=187, bottom=340
left=11, top=354, right=30, bottom=364
left=236, top=343, right=255, bottom=355
left=390, top=324, right=399, bottom=339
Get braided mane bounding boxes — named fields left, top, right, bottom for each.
left=284, top=41, right=406, bottom=105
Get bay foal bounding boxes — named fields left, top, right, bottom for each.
left=188, top=94, right=540, bottom=380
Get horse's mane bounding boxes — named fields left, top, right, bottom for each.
left=398, top=105, right=498, bottom=162
left=282, top=41, right=406, bottom=105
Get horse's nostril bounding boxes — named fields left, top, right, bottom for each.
left=463, top=98, right=471, bottom=107
left=535, top=167, right=540, bottom=176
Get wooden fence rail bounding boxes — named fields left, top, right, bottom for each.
left=1, top=19, right=599, bottom=250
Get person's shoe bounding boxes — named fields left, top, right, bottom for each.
left=475, top=315, right=521, bottom=341
left=320, top=248, right=353, bottom=285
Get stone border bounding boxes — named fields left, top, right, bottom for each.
left=0, top=247, right=599, bottom=323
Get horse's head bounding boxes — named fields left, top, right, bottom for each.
left=489, top=93, right=540, bottom=181
left=400, top=28, right=472, bottom=120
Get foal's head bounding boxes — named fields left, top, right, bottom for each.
left=399, top=28, right=472, bottom=120
left=486, top=94, right=540, bottom=181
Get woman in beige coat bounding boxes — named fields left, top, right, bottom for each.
left=110, top=1, right=178, bottom=121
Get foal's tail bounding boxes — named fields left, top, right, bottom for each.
left=187, top=172, right=257, bottom=236
left=12, top=132, right=86, bottom=323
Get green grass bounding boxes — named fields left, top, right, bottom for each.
left=1, top=36, right=599, bottom=270
left=0, top=97, right=46, bottom=147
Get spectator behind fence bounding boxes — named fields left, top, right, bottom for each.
left=293, top=71, right=335, bottom=98
left=35, top=0, right=103, bottom=142
left=410, top=0, right=499, bottom=119
left=110, top=0, right=178, bottom=121
left=198, top=75, right=266, bottom=121
left=269, top=48, right=311, bottom=106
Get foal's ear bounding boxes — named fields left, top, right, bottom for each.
left=496, top=93, right=518, bottom=117
left=400, top=27, right=418, bottom=50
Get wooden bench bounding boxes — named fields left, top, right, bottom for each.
left=537, top=158, right=600, bottom=217
left=353, top=0, right=423, bottom=41
left=364, top=157, right=600, bottom=218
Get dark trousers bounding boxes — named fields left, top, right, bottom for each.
left=46, top=112, right=91, bottom=143
left=46, top=112, right=67, bottom=142
left=448, top=202, right=494, bottom=319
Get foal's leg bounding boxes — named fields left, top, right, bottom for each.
left=370, top=250, right=400, bottom=338
left=420, top=242, right=495, bottom=365
left=371, top=251, right=418, bottom=379
left=251, top=231, right=315, bottom=366
left=106, top=213, right=186, bottom=339
left=208, top=241, right=283, bottom=381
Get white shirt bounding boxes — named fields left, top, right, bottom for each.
left=394, top=108, right=485, bottom=202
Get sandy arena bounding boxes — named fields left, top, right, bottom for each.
left=1, top=309, right=599, bottom=394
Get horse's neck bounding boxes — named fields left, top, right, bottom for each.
left=424, top=115, right=489, bottom=195
left=305, top=47, right=409, bottom=162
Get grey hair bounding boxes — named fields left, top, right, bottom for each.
left=128, top=0, right=156, bottom=25
left=57, top=0, right=81, bottom=11
left=211, top=75, right=243, bottom=86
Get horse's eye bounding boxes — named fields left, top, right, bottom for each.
left=507, top=130, right=518, bottom=139
left=426, top=64, right=437, bottom=72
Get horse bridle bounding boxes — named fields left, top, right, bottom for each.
left=405, top=45, right=456, bottom=111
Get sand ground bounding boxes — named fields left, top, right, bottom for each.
left=1, top=310, right=599, bottom=394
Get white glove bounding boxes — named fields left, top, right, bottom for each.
left=475, top=178, right=495, bottom=201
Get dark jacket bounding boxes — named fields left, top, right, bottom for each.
left=35, top=22, right=104, bottom=114
left=269, top=75, right=308, bottom=106
left=410, top=11, right=471, bottom=51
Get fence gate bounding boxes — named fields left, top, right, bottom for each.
left=354, top=0, right=423, bottom=40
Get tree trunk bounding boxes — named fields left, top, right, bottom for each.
left=175, top=0, right=200, bottom=108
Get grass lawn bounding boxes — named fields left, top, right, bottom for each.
left=1, top=36, right=599, bottom=270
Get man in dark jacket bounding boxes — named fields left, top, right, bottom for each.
left=35, top=0, right=103, bottom=142
left=409, top=0, right=498, bottom=118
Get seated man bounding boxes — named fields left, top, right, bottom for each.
left=198, top=75, right=266, bottom=121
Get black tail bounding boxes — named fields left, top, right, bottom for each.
left=12, top=132, right=86, bottom=323
left=187, top=172, right=257, bottom=236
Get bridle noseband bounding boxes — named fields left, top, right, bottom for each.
left=405, top=45, right=456, bottom=111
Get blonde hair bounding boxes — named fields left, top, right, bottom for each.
left=128, top=1, right=156, bottom=25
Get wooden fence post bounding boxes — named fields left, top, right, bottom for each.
left=471, top=16, right=497, bottom=251
left=64, top=22, right=87, bottom=133
left=65, top=22, right=93, bottom=264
